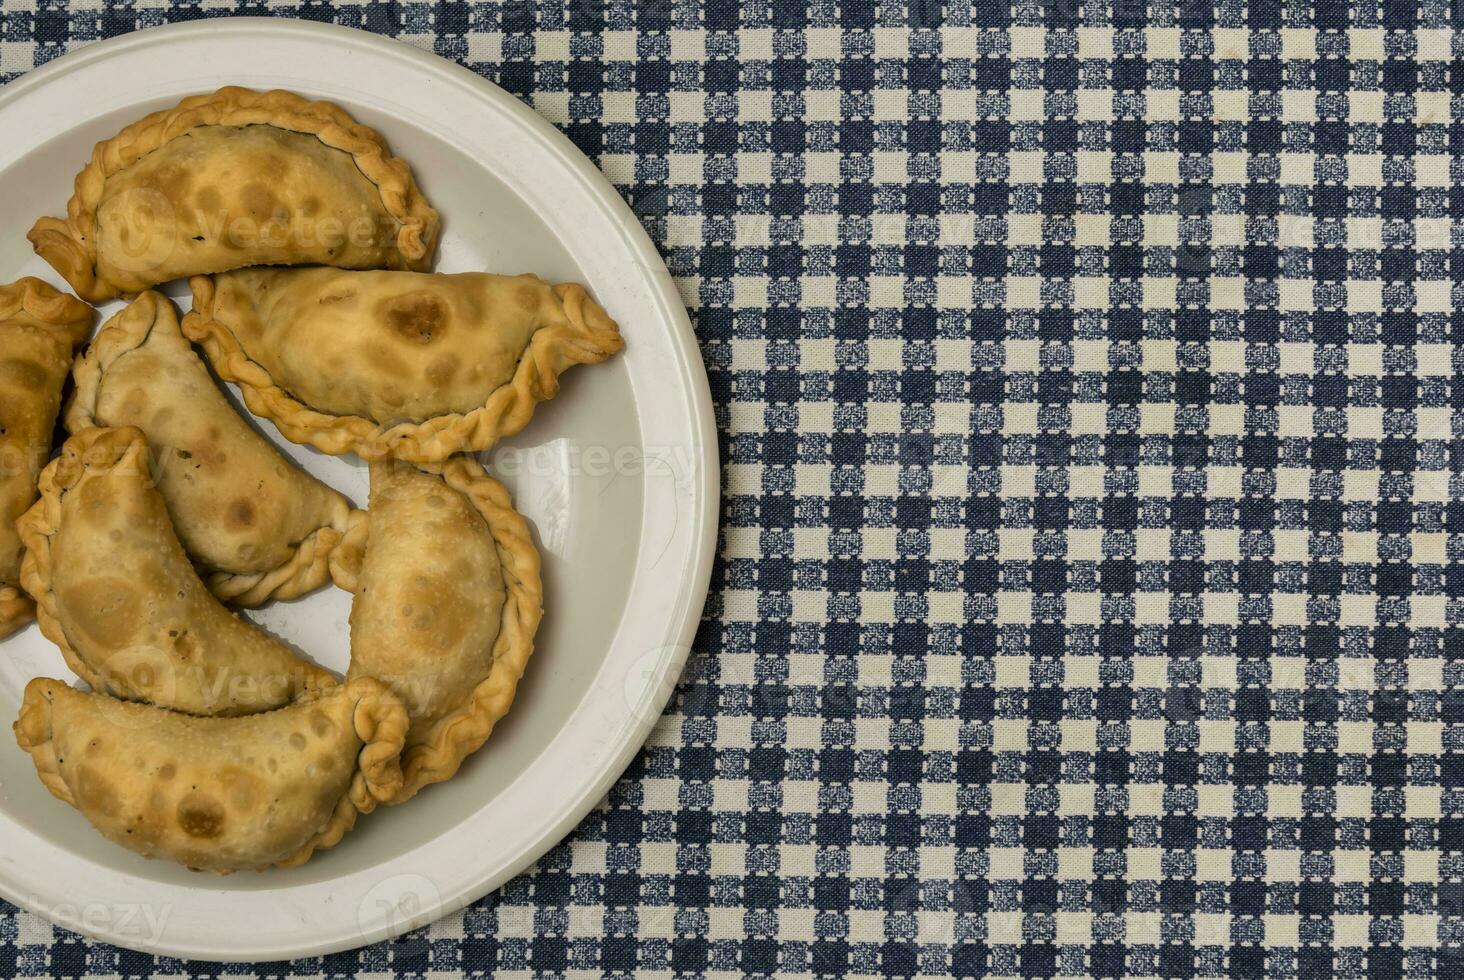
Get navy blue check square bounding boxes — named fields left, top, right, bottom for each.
left=3, top=1, right=1464, bottom=978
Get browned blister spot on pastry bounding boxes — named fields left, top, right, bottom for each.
left=253, top=152, right=289, bottom=182
left=426, top=354, right=459, bottom=388
left=0, top=357, right=50, bottom=392
left=398, top=572, right=459, bottom=635
left=177, top=791, right=225, bottom=839
left=381, top=291, right=447, bottom=344
left=240, top=183, right=283, bottom=222
left=117, top=386, right=151, bottom=420
left=169, top=628, right=198, bottom=663
left=227, top=499, right=256, bottom=528
left=194, top=186, right=222, bottom=216
left=59, top=578, right=142, bottom=647
left=13, top=674, right=405, bottom=872
left=150, top=162, right=193, bottom=202
left=364, top=341, right=407, bottom=378
left=220, top=767, right=262, bottom=812
left=309, top=710, right=335, bottom=739
left=77, top=765, right=120, bottom=818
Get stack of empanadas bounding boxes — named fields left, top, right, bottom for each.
left=2, top=86, right=617, bottom=873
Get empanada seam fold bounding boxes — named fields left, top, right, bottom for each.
left=29, top=86, right=440, bottom=301
left=0, top=277, right=96, bottom=341
left=12, top=679, right=72, bottom=806
left=349, top=676, right=410, bottom=807
left=15, top=434, right=129, bottom=695
left=273, top=795, right=359, bottom=870
left=62, top=290, right=166, bottom=435
left=327, top=510, right=370, bottom=593
left=392, top=458, right=544, bottom=802
left=69, top=293, right=360, bottom=607
left=206, top=516, right=362, bottom=606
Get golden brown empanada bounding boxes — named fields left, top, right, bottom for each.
left=17, top=426, right=335, bottom=715
left=67, top=291, right=361, bottom=606
left=329, top=456, right=541, bottom=802
left=14, top=675, right=408, bottom=873
left=29, top=86, right=440, bottom=303
left=0, top=278, right=94, bottom=638
left=184, top=267, right=624, bottom=463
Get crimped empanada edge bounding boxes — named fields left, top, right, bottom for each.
left=207, top=516, right=363, bottom=607
left=27, top=85, right=441, bottom=302
left=15, top=426, right=149, bottom=693
left=0, top=278, right=94, bottom=637
left=16, top=677, right=409, bottom=873
left=64, top=290, right=171, bottom=435
left=12, top=677, right=74, bottom=805
left=333, top=456, right=543, bottom=803
left=183, top=275, right=626, bottom=464
left=0, top=277, right=95, bottom=342
left=67, top=291, right=362, bottom=607
left=276, top=676, right=410, bottom=869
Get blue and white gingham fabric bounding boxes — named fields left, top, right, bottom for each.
left=4, top=1, right=1464, bottom=977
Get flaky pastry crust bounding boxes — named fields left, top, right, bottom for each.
left=330, top=455, right=542, bottom=802
left=66, top=291, right=361, bottom=606
left=184, top=271, right=624, bottom=463
left=0, top=278, right=95, bottom=637
left=17, top=426, right=335, bottom=715
left=14, top=675, right=407, bottom=873
left=29, top=86, right=440, bottom=302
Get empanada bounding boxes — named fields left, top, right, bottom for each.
left=184, top=267, right=624, bottom=463
left=330, top=456, right=541, bottom=802
left=67, top=291, right=360, bottom=606
left=0, top=278, right=94, bottom=638
left=29, top=86, right=440, bottom=303
left=14, top=676, right=407, bottom=873
left=17, top=426, right=335, bottom=715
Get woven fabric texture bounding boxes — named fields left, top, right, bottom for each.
left=2, top=2, right=1463, bottom=978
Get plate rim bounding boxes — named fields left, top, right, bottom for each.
left=0, top=17, right=718, bottom=961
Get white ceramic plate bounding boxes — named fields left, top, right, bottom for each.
left=0, top=19, right=716, bottom=962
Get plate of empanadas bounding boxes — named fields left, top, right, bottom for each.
left=0, top=19, right=715, bottom=961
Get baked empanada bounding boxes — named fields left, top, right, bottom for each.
left=330, top=456, right=541, bottom=802
left=29, top=86, right=440, bottom=303
left=184, top=267, right=625, bottom=463
left=17, top=426, right=335, bottom=715
left=67, top=291, right=360, bottom=606
left=14, top=675, right=407, bottom=873
left=0, top=278, right=94, bottom=638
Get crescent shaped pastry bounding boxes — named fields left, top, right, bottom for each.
left=66, top=291, right=361, bottom=606
left=16, top=426, right=335, bottom=715
left=14, top=675, right=408, bottom=873
left=28, top=86, right=440, bottom=303
left=329, top=456, right=541, bottom=802
left=183, top=267, right=624, bottom=463
left=0, top=278, right=94, bottom=638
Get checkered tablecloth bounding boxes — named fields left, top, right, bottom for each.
left=4, top=1, right=1464, bottom=977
